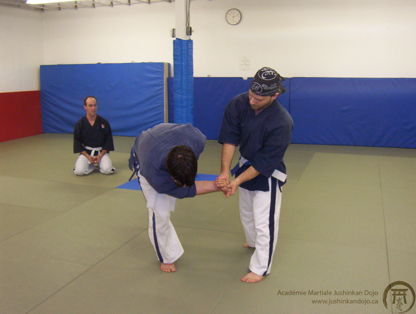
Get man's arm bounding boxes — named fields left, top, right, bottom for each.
left=80, top=151, right=95, bottom=164
left=195, top=180, right=221, bottom=195
left=73, top=119, right=85, bottom=154
left=226, top=166, right=260, bottom=198
left=218, top=143, right=236, bottom=184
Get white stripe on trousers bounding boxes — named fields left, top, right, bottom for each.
left=138, top=171, right=184, bottom=264
left=239, top=177, right=282, bottom=276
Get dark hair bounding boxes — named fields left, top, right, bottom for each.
left=84, top=96, right=97, bottom=106
left=166, top=145, right=198, bottom=187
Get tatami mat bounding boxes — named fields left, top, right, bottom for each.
left=1, top=134, right=416, bottom=314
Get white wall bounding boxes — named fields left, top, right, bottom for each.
left=41, top=2, right=175, bottom=66
left=192, top=0, right=416, bottom=78
left=1, top=0, right=416, bottom=93
left=0, top=7, right=42, bottom=92
left=41, top=0, right=416, bottom=78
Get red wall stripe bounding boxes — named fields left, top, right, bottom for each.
left=0, top=91, right=42, bottom=142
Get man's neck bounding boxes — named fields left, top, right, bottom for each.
left=86, top=114, right=97, bottom=125
left=255, top=104, right=270, bottom=115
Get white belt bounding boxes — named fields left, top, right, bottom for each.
left=239, top=156, right=250, bottom=167
left=239, top=156, right=287, bottom=182
left=271, top=169, right=287, bottom=182
left=84, top=146, right=103, bottom=156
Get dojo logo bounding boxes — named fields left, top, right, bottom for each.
left=259, top=67, right=278, bottom=80
left=383, top=281, right=415, bottom=313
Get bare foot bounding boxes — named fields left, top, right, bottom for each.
left=241, top=272, right=264, bottom=283
left=243, top=243, right=254, bottom=248
left=161, top=263, right=176, bottom=273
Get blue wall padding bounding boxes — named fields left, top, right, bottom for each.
left=173, top=39, right=194, bottom=124
left=193, top=77, right=250, bottom=140
left=290, top=78, right=416, bottom=148
left=40, top=63, right=168, bottom=136
left=40, top=63, right=416, bottom=149
left=188, top=77, right=290, bottom=140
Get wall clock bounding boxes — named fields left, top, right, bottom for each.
left=226, top=8, right=242, bottom=25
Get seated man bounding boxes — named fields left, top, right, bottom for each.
left=129, top=123, right=226, bottom=273
left=73, top=96, right=115, bottom=176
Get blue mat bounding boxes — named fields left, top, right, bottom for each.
left=117, top=173, right=218, bottom=191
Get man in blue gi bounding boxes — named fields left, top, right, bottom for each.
left=217, top=67, right=294, bottom=283
left=73, top=96, right=115, bottom=176
left=129, top=123, right=225, bottom=273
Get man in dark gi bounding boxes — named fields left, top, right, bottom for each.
left=73, top=96, right=115, bottom=176
left=129, top=123, right=226, bottom=273
left=216, top=67, right=294, bottom=283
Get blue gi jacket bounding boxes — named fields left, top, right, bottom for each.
left=218, top=92, right=293, bottom=191
left=130, top=123, right=206, bottom=199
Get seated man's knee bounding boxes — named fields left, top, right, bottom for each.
left=99, top=161, right=115, bottom=174
left=74, top=167, right=89, bottom=176
left=74, top=158, right=93, bottom=176
left=99, top=154, right=114, bottom=175
left=100, top=165, right=115, bottom=175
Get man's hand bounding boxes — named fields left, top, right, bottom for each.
left=214, top=178, right=230, bottom=193
left=215, top=177, right=239, bottom=198
left=225, top=179, right=240, bottom=198
left=93, top=154, right=102, bottom=165
left=215, top=174, right=231, bottom=196
left=92, top=150, right=107, bottom=166
left=218, top=143, right=237, bottom=197
left=217, top=171, right=230, bottom=185
left=86, top=154, right=95, bottom=165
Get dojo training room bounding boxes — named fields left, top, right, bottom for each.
left=1, top=0, right=416, bottom=313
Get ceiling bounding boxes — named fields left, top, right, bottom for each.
left=0, top=0, right=172, bottom=11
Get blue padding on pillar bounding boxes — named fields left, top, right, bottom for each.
left=40, top=63, right=167, bottom=136
left=173, top=39, right=193, bottom=124
left=290, top=77, right=416, bottom=148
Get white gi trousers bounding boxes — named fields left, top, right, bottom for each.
left=138, top=171, right=184, bottom=264
left=239, top=177, right=282, bottom=276
left=74, top=152, right=114, bottom=175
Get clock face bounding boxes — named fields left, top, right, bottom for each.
left=226, top=8, right=242, bottom=25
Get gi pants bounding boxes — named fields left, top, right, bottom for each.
left=138, top=171, right=184, bottom=264
left=74, top=152, right=114, bottom=175
left=239, top=176, right=282, bottom=276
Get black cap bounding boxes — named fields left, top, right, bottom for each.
left=250, top=67, right=286, bottom=96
